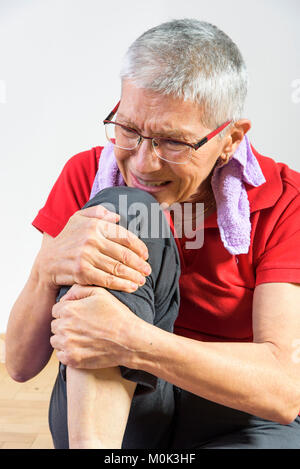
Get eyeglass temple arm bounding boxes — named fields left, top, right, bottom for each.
left=104, top=101, right=121, bottom=122
left=194, top=120, right=232, bottom=150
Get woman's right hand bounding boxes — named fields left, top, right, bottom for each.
left=36, top=205, right=152, bottom=293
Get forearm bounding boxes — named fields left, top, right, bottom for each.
left=67, top=366, right=137, bottom=449
left=130, top=322, right=300, bottom=424
left=6, top=256, right=59, bottom=381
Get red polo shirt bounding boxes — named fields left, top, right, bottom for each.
left=32, top=145, right=300, bottom=343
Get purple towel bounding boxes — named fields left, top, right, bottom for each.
left=90, top=137, right=266, bottom=255
left=211, top=136, right=266, bottom=254
left=90, top=142, right=126, bottom=198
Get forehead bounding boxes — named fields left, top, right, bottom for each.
left=119, top=80, right=206, bottom=137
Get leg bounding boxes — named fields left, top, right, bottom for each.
left=199, top=415, right=300, bottom=449
left=49, top=186, right=181, bottom=449
left=67, top=367, right=136, bottom=449
left=170, top=389, right=300, bottom=449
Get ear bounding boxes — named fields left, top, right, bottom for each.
left=222, top=119, right=251, bottom=155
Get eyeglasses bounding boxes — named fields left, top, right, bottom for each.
left=103, top=101, right=232, bottom=165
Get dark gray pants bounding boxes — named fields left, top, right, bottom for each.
left=49, top=187, right=181, bottom=449
left=49, top=187, right=300, bottom=449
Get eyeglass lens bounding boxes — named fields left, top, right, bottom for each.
left=105, top=123, right=191, bottom=164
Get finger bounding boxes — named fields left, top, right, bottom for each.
left=91, top=250, right=148, bottom=286
left=52, top=302, right=63, bottom=319
left=50, top=318, right=66, bottom=337
left=96, top=237, right=151, bottom=277
left=79, top=205, right=120, bottom=223
left=55, top=350, right=67, bottom=364
left=59, top=295, right=68, bottom=303
left=50, top=333, right=63, bottom=351
left=50, top=319, right=59, bottom=335
left=84, top=265, right=141, bottom=293
left=97, top=221, right=149, bottom=260
left=60, top=284, right=101, bottom=301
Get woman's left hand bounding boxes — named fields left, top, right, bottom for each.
left=50, top=284, right=143, bottom=369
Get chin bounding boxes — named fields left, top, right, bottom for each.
left=150, top=193, right=170, bottom=205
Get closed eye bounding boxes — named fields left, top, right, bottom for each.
left=115, top=123, right=139, bottom=137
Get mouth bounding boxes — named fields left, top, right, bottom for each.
left=130, top=172, right=172, bottom=193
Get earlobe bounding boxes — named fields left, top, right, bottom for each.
left=222, top=153, right=232, bottom=165
left=218, top=153, right=233, bottom=167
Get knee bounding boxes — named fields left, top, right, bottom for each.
left=84, top=187, right=172, bottom=245
left=84, top=186, right=158, bottom=214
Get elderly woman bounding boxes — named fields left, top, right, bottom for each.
left=6, top=19, right=300, bottom=449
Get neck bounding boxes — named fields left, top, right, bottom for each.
left=169, top=178, right=216, bottom=234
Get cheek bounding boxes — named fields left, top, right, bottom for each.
left=167, top=169, right=201, bottom=203
left=114, top=148, right=130, bottom=163
left=188, top=150, right=220, bottom=182
left=174, top=167, right=202, bottom=190
left=113, top=150, right=132, bottom=182
left=173, top=157, right=218, bottom=200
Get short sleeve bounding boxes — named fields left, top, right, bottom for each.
left=255, top=193, right=300, bottom=286
left=32, top=147, right=102, bottom=237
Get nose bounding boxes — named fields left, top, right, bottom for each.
left=133, top=138, right=164, bottom=173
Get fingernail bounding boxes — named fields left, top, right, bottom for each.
left=130, top=283, right=138, bottom=290
left=139, top=275, right=146, bottom=285
left=143, top=251, right=149, bottom=260
left=143, top=264, right=151, bottom=275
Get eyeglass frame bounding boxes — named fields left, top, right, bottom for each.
left=103, top=101, right=232, bottom=157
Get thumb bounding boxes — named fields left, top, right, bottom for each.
left=80, top=205, right=120, bottom=223
left=59, top=284, right=99, bottom=302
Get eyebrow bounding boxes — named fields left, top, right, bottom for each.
left=116, top=113, right=193, bottom=141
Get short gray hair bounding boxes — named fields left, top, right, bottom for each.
left=120, top=19, right=248, bottom=138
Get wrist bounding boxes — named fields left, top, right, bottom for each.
left=124, top=318, right=166, bottom=373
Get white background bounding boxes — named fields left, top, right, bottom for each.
left=0, top=0, right=299, bottom=332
